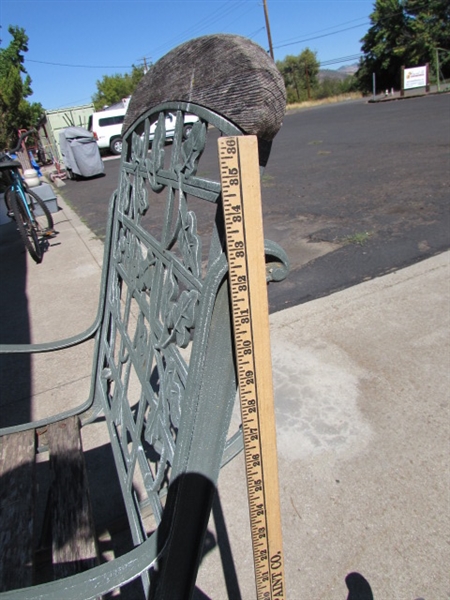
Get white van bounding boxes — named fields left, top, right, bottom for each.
left=88, top=104, right=199, bottom=155
left=88, top=107, right=126, bottom=155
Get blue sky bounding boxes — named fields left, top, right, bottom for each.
left=0, top=0, right=375, bottom=111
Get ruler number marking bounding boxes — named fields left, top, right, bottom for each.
left=218, top=136, right=285, bottom=600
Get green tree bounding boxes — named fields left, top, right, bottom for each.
left=277, top=48, right=320, bottom=103
left=357, top=0, right=450, bottom=93
left=0, top=25, right=42, bottom=149
left=405, top=0, right=450, bottom=80
left=92, top=65, right=146, bottom=110
left=357, top=0, right=410, bottom=92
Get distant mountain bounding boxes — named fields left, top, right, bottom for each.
left=318, top=64, right=358, bottom=82
left=337, top=64, right=359, bottom=75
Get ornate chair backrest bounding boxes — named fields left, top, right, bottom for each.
left=93, top=34, right=287, bottom=597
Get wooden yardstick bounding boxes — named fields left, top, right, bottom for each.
left=218, top=135, right=286, bottom=600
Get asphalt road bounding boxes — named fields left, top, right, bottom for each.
left=59, top=93, right=450, bottom=312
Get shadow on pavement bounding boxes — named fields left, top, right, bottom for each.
left=346, top=572, right=374, bottom=600
left=0, top=221, right=32, bottom=428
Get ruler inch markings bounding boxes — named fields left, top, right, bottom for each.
left=218, top=135, right=286, bottom=600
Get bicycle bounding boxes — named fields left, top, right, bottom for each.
left=0, top=129, right=55, bottom=264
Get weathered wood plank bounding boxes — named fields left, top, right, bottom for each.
left=0, top=429, right=35, bottom=591
left=47, top=417, right=99, bottom=579
left=123, top=34, right=286, bottom=146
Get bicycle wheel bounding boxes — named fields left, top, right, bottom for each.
left=24, top=187, right=54, bottom=233
left=4, top=187, right=15, bottom=217
left=9, top=189, right=43, bottom=263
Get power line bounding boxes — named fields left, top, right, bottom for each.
left=141, top=0, right=254, bottom=61
left=24, top=49, right=363, bottom=73
left=274, top=22, right=369, bottom=50
left=274, top=16, right=368, bottom=46
left=21, top=0, right=440, bottom=72
left=272, top=0, right=437, bottom=53
left=247, top=26, right=266, bottom=40
left=27, top=2, right=260, bottom=71
left=26, top=58, right=132, bottom=69
left=320, top=54, right=363, bottom=67
left=141, top=2, right=238, bottom=57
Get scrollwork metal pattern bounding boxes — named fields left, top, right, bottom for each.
left=96, top=104, right=242, bottom=550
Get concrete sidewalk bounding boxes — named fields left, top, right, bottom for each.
left=201, top=247, right=449, bottom=600
left=0, top=191, right=448, bottom=599
left=0, top=192, right=103, bottom=427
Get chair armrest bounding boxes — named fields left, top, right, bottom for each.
left=0, top=321, right=100, bottom=355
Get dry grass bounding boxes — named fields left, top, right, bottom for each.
left=286, top=92, right=364, bottom=111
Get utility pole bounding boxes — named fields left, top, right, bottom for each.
left=435, top=48, right=440, bottom=91
left=263, top=0, right=274, bottom=60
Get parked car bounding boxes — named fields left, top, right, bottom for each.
left=149, top=112, right=199, bottom=140
left=88, top=107, right=126, bottom=155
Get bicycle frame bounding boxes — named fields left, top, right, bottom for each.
left=5, top=167, right=37, bottom=225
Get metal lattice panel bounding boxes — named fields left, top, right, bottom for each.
left=96, top=104, right=242, bottom=546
